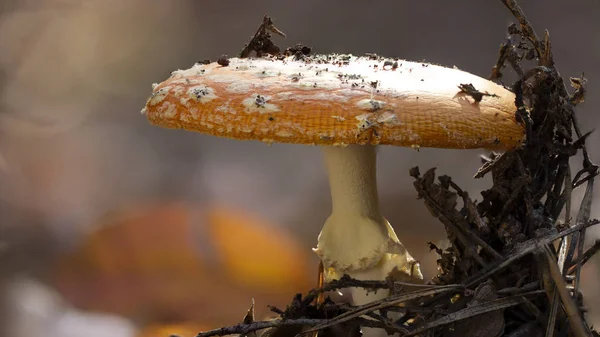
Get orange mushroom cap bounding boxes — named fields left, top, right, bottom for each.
left=143, top=54, right=524, bottom=150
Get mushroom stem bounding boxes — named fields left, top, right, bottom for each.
left=317, top=145, right=389, bottom=274
left=323, top=145, right=382, bottom=220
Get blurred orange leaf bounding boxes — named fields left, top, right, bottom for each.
left=50, top=201, right=314, bottom=327
left=52, top=202, right=210, bottom=322
left=207, top=204, right=312, bottom=293
left=137, top=322, right=208, bottom=337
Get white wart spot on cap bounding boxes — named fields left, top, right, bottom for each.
left=376, top=111, right=399, bottom=126
left=216, top=102, right=237, bottom=115
left=239, top=124, right=254, bottom=133
left=274, top=91, right=295, bottom=100
left=275, top=130, right=294, bottom=138
left=180, top=108, right=200, bottom=123
left=242, top=94, right=280, bottom=114
left=148, top=86, right=172, bottom=106
left=157, top=102, right=177, bottom=118
left=356, top=116, right=374, bottom=133
left=226, top=82, right=252, bottom=94
left=187, top=86, right=217, bottom=104
left=356, top=99, right=387, bottom=112
left=233, top=64, right=251, bottom=71
left=255, top=69, right=280, bottom=78
left=355, top=110, right=399, bottom=133
left=308, top=92, right=350, bottom=102
left=170, top=63, right=210, bottom=78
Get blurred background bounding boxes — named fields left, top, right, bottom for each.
left=0, top=1, right=599, bottom=336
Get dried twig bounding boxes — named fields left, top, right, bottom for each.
left=404, top=291, right=545, bottom=337
left=300, top=285, right=464, bottom=335
left=567, top=239, right=600, bottom=274
left=462, top=220, right=599, bottom=288
left=239, top=15, right=286, bottom=58
left=500, top=0, right=545, bottom=63
left=542, top=245, right=588, bottom=337
left=196, top=318, right=371, bottom=337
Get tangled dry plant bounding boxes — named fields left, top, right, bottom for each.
left=195, top=1, right=599, bottom=336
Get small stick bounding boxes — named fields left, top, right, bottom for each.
left=403, top=291, right=544, bottom=337
left=463, top=220, right=599, bottom=287
left=300, top=285, right=464, bottom=335
left=567, top=239, right=600, bottom=274
left=542, top=245, right=588, bottom=337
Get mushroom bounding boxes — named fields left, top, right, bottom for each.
left=142, top=54, right=525, bottom=305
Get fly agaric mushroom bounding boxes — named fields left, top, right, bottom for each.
left=142, top=54, right=525, bottom=305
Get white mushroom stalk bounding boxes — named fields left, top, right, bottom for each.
left=142, top=53, right=525, bottom=305
left=316, top=145, right=422, bottom=304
